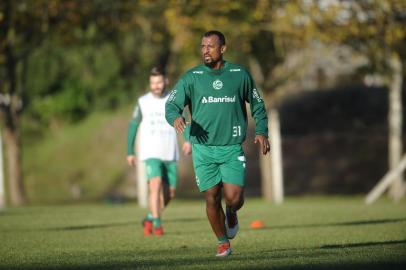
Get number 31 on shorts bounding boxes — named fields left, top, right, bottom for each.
left=233, top=125, right=241, bottom=137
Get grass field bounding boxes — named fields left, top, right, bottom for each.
left=0, top=197, right=405, bottom=269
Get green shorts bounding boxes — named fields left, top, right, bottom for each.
left=144, top=158, right=177, bottom=188
left=191, top=144, right=246, bottom=192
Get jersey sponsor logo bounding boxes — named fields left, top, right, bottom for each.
left=201, top=95, right=236, bottom=104
left=168, top=89, right=177, bottom=101
left=230, top=69, right=241, bottom=72
left=212, top=79, right=223, bottom=90
left=252, top=89, right=263, bottom=102
left=193, top=70, right=204, bottom=74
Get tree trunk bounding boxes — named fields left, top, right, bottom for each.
left=260, top=109, right=284, bottom=203
left=136, top=133, right=148, bottom=208
left=3, top=122, right=26, bottom=205
left=388, top=53, right=404, bottom=201
left=1, top=10, right=27, bottom=205
left=0, top=130, right=5, bottom=209
left=270, top=109, right=284, bottom=204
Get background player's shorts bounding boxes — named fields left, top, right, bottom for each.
left=191, top=144, right=246, bottom=192
left=144, top=158, right=177, bottom=188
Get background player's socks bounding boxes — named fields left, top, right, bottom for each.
left=152, top=217, right=161, bottom=228
left=146, top=213, right=153, bottom=221
left=217, top=235, right=229, bottom=244
left=143, top=213, right=153, bottom=236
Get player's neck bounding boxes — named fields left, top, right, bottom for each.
left=207, top=59, right=224, bottom=70
left=151, top=90, right=167, bottom=98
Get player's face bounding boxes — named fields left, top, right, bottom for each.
left=150, top=75, right=166, bottom=97
left=201, top=35, right=225, bottom=67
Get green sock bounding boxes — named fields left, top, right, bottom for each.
left=146, top=213, right=153, bottom=221
left=152, top=217, right=161, bottom=228
left=217, top=235, right=229, bottom=244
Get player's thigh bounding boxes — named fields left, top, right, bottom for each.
left=148, top=176, right=162, bottom=193
left=192, top=144, right=222, bottom=192
left=145, top=158, right=164, bottom=180
left=223, top=182, right=244, bottom=205
left=163, top=161, right=177, bottom=189
left=194, top=162, right=222, bottom=192
left=219, top=145, right=246, bottom=187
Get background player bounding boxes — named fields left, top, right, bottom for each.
left=127, top=67, right=191, bottom=236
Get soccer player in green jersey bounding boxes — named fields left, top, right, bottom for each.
left=165, top=31, right=270, bottom=256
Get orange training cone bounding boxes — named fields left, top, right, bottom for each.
left=250, top=220, right=265, bottom=229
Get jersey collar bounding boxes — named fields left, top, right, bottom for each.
left=202, top=60, right=229, bottom=75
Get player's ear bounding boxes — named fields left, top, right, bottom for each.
left=221, top=45, right=226, bottom=54
left=165, top=77, right=169, bottom=85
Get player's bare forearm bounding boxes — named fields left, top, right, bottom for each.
left=254, top=135, right=270, bottom=155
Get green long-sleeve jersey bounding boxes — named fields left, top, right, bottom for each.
left=165, top=61, right=268, bottom=146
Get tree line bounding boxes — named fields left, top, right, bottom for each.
left=1, top=0, right=405, bottom=205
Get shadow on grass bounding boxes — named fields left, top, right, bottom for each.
left=1, top=258, right=405, bottom=270
left=44, top=221, right=136, bottom=231
left=321, top=239, right=406, bottom=249
left=258, top=217, right=406, bottom=231
left=254, top=239, right=406, bottom=255
left=0, top=258, right=406, bottom=270
left=0, top=211, right=27, bottom=216
left=41, top=217, right=205, bottom=231
left=1, top=239, right=405, bottom=270
left=163, top=217, right=206, bottom=223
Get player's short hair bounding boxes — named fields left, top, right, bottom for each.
left=203, top=30, right=226, bottom=46
left=150, top=66, right=166, bottom=77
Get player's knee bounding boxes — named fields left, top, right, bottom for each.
left=149, top=178, right=161, bottom=189
left=225, top=193, right=244, bottom=210
left=205, top=196, right=217, bottom=208
left=204, top=185, right=222, bottom=207
left=205, top=194, right=221, bottom=208
left=149, top=186, right=161, bottom=196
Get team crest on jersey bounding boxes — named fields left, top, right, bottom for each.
left=212, top=79, right=223, bottom=90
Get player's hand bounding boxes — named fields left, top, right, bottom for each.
left=254, top=135, right=270, bottom=155
left=173, top=117, right=186, bottom=133
left=182, top=142, right=192, bottom=155
left=127, top=155, right=137, bottom=167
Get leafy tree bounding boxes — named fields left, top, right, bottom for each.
left=0, top=0, right=57, bottom=205
left=0, top=0, right=167, bottom=205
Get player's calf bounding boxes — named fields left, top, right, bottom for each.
left=225, top=206, right=239, bottom=239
